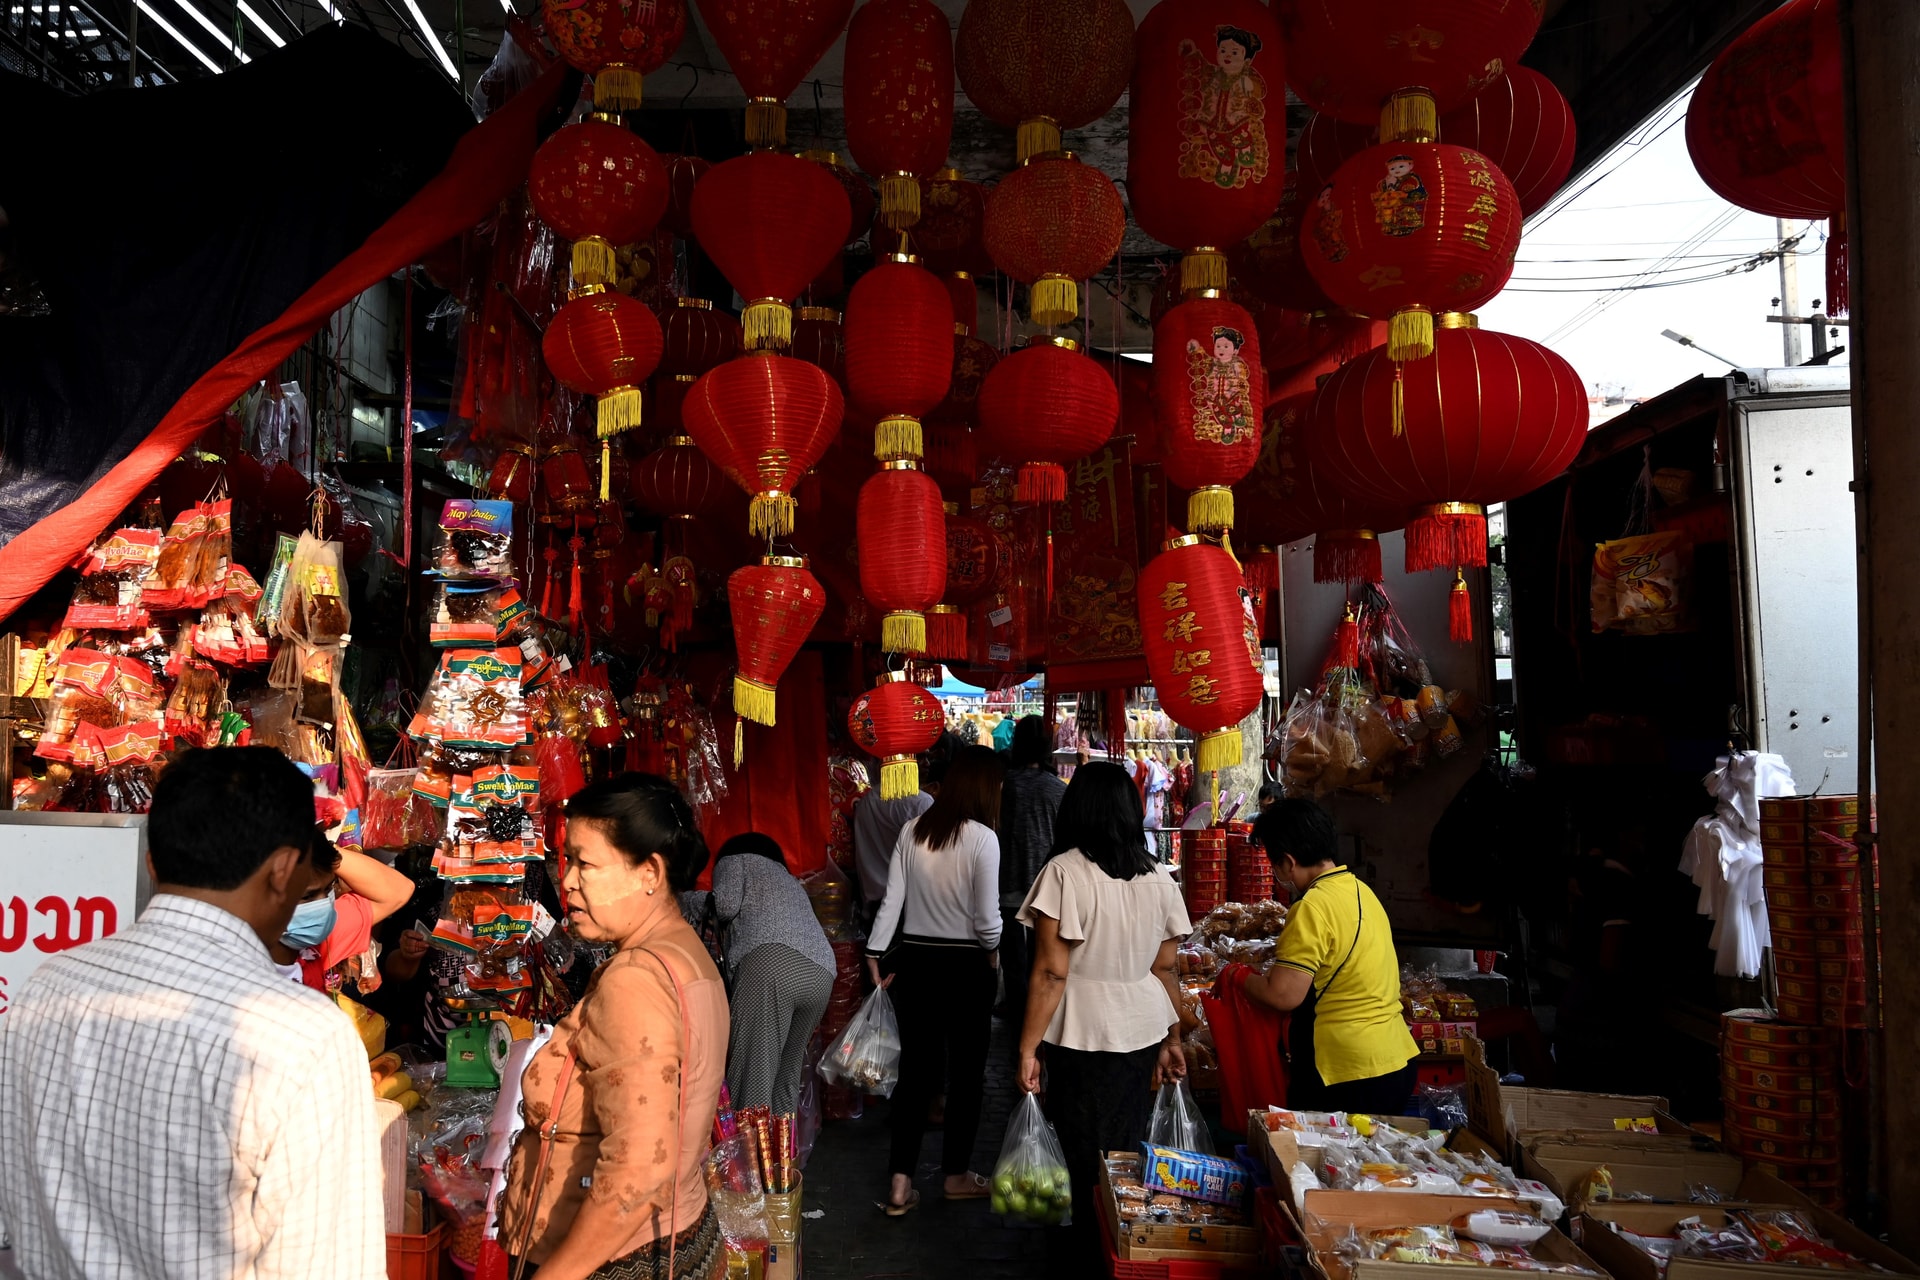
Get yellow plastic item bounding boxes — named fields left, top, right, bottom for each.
left=376, top=1071, right=416, bottom=1103
left=393, top=1090, right=423, bottom=1113
left=369, top=1052, right=402, bottom=1083
left=336, top=994, right=388, bottom=1058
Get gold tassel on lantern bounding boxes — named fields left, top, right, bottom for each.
left=880, top=754, right=920, bottom=800
left=596, top=386, right=643, bottom=437
left=1380, top=88, right=1438, bottom=144
left=1181, top=248, right=1228, bottom=293
left=594, top=65, right=644, bottom=112
left=1388, top=306, right=1434, bottom=362
left=1196, top=726, right=1243, bottom=775
left=1017, top=115, right=1062, bottom=164
left=882, top=610, right=927, bottom=656
left=734, top=675, right=780, bottom=727
left=572, top=236, right=618, bottom=289
left=1187, top=486, right=1235, bottom=536
left=745, top=97, right=787, bottom=149
left=879, top=173, right=921, bottom=230
left=1391, top=364, right=1405, bottom=437
left=742, top=298, right=793, bottom=351
left=1029, top=273, right=1079, bottom=326
left=749, top=491, right=798, bottom=538
left=874, top=415, right=924, bottom=463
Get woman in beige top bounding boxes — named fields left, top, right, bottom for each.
left=1017, top=761, right=1191, bottom=1237
left=502, top=774, right=729, bottom=1280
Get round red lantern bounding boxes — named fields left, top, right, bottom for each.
left=1304, top=140, right=1523, bottom=362
left=1127, top=0, right=1286, bottom=292
left=916, top=169, right=991, bottom=275
left=799, top=149, right=877, bottom=249
left=695, top=0, right=856, bottom=148
left=1442, top=68, right=1577, bottom=216
left=528, top=117, right=671, bottom=289
left=1229, top=183, right=1332, bottom=313
left=542, top=0, right=686, bottom=111
left=845, top=254, right=954, bottom=462
left=790, top=307, right=845, bottom=386
left=487, top=444, right=535, bottom=505
left=844, top=0, right=954, bottom=229
left=542, top=287, right=665, bottom=498
left=663, top=154, right=710, bottom=239
left=537, top=434, right=598, bottom=517
left=660, top=296, right=742, bottom=376
left=1235, top=390, right=1400, bottom=584
left=975, top=336, right=1120, bottom=503
left=847, top=672, right=944, bottom=798
left=858, top=460, right=948, bottom=654
left=631, top=433, right=731, bottom=521
left=691, top=151, right=852, bottom=350
left=728, top=555, right=826, bottom=725
left=1137, top=535, right=1263, bottom=773
left=1153, top=292, right=1264, bottom=534
left=981, top=151, right=1126, bottom=326
left=682, top=352, right=846, bottom=536
left=955, top=0, right=1135, bottom=162
left=1297, top=111, right=1375, bottom=193
left=1280, top=1, right=1544, bottom=125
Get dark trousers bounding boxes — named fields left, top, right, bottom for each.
left=998, top=891, right=1030, bottom=1013
left=1288, top=1058, right=1418, bottom=1116
left=887, top=941, right=996, bottom=1178
left=1042, top=1041, right=1161, bottom=1253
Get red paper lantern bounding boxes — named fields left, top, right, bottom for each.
left=1280, top=1, right=1544, bottom=125
left=858, top=461, right=948, bottom=654
left=981, top=151, right=1126, bottom=326
left=728, top=555, right=827, bottom=725
left=631, top=433, right=730, bottom=521
left=694, top=0, right=856, bottom=147
left=932, top=332, right=998, bottom=429
left=799, top=149, right=877, bottom=249
left=538, top=435, right=598, bottom=517
left=916, top=169, right=991, bottom=275
left=1127, top=0, right=1286, bottom=292
left=975, top=336, right=1120, bottom=503
left=1304, top=141, right=1523, bottom=362
left=542, top=0, right=686, bottom=111
left=1308, top=315, right=1587, bottom=577
left=1235, top=390, right=1399, bottom=584
left=660, top=297, right=742, bottom=375
left=1442, top=68, right=1577, bottom=217
left=1137, top=535, right=1263, bottom=772
left=691, top=151, right=852, bottom=349
left=663, top=154, right=710, bottom=239
left=1154, top=293, right=1264, bottom=534
left=955, top=0, right=1135, bottom=162
left=845, top=254, right=954, bottom=462
left=1297, top=111, right=1375, bottom=193
left=682, top=352, right=846, bottom=536
left=790, top=307, right=846, bottom=386
left=528, top=118, right=671, bottom=288
left=844, top=0, right=955, bottom=229
left=923, top=424, right=978, bottom=491
left=487, top=445, right=535, bottom=505
left=847, top=672, right=944, bottom=798
left=543, top=288, right=665, bottom=498
left=1230, top=182, right=1331, bottom=313
left=945, top=505, right=1013, bottom=603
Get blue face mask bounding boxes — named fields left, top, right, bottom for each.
left=282, top=892, right=337, bottom=950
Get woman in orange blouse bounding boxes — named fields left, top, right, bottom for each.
left=502, top=774, right=730, bottom=1280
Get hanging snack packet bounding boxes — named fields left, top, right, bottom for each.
left=87, top=722, right=165, bottom=813
left=411, top=648, right=526, bottom=749
left=428, top=582, right=510, bottom=648
left=165, top=659, right=228, bottom=746
left=35, top=649, right=123, bottom=762
left=295, top=644, right=340, bottom=725
left=468, top=763, right=544, bottom=862
left=288, top=534, right=351, bottom=646
left=257, top=534, right=299, bottom=636
left=146, top=507, right=209, bottom=610
left=432, top=499, right=517, bottom=582
left=63, top=528, right=163, bottom=630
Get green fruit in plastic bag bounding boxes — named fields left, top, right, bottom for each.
left=1007, top=1191, right=1030, bottom=1216
left=991, top=1194, right=1008, bottom=1215
left=1015, top=1171, right=1035, bottom=1195
left=993, top=1172, right=1015, bottom=1198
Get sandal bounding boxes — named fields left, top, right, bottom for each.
left=944, top=1172, right=992, bottom=1201
left=883, top=1189, right=922, bottom=1217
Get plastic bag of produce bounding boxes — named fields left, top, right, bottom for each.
left=1148, top=1079, right=1214, bottom=1155
left=815, top=985, right=901, bottom=1097
left=990, top=1092, right=1072, bottom=1227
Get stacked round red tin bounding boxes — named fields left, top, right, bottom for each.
left=1721, top=1011, right=1845, bottom=1207
left=1758, top=794, right=1877, bottom=1028
left=1182, top=828, right=1229, bottom=918
left=1225, top=821, right=1274, bottom=903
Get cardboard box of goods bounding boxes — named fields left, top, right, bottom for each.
left=1521, top=1136, right=1745, bottom=1211
left=1248, top=1115, right=1513, bottom=1222
left=1293, top=1190, right=1603, bottom=1280
left=1464, top=1034, right=1687, bottom=1161
left=1099, top=1151, right=1261, bottom=1265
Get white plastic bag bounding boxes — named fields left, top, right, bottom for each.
left=989, top=1093, right=1072, bottom=1227
left=1148, top=1079, right=1214, bottom=1154
left=815, top=986, right=901, bottom=1097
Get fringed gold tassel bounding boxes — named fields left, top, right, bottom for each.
left=874, top=415, right=923, bottom=463
left=882, top=610, right=927, bottom=655
left=744, top=97, right=786, bottom=149
left=734, top=675, right=779, bottom=727
left=572, top=236, right=617, bottom=289
left=880, top=756, right=920, bottom=801
left=1196, top=727, right=1244, bottom=775
left=1381, top=88, right=1438, bottom=144
left=734, top=716, right=745, bottom=769
left=1029, top=274, right=1078, bottom=327
left=593, top=64, right=643, bottom=112
left=1187, top=486, right=1235, bottom=535
left=596, top=386, right=643, bottom=437
left=742, top=299, right=792, bottom=351
left=1391, top=363, right=1405, bottom=437
left=749, top=492, right=797, bottom=537
left=599, top=440, right=612, bottom=501
left=1016, top=116, right=1061, bottom=163
left=1181, top=248, right=1228, bottom=293
left=879, top=173, right=921, bottom=230
left=1388, top=307, right=1434, bottom=362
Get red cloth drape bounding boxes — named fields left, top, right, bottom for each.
left=1203, top=965, right=1290, bottom=1119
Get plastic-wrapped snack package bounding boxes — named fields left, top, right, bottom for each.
left=816, top=986, right=902, bottom=1097
left=428, top=582, right=511, bottom=648
left=432, top=499, right=517, bottom=582
left=410, top=648, right=527, bottom=750
left=257, top=534, right=299, bottom=636
left=34, top=649, right=123, bottom=763
left=186, top=499, right=233, bottom=606
left=147, top=507, right=209, bottom=610
left=363, top=767, right=445, bottom=850
left=87, top=723, right=164, bottom=813
left=1454, top=1210, right=1552, bottom=1247
left=1676, top=1216, right=1767, bottom=1265
left=63, top=528, right=163, bottom=630
left=285, top=533, right=351, bottom=647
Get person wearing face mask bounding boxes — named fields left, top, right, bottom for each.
left=0, top=746, right=387, bottom=1280
left=501, top=773, right=728, bottom=1280
left=269, top=825, right=416, bottom=993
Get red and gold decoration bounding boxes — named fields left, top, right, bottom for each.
left=1127, top=0, right=1285, bottom=292
left=931, top=501, right=1014, bottom=661
left=847, top=672, right=944, bottom=798
left=541, top=288, right=665, bottom=498
left=631, top=433, right=730, bottom=522
left=661, top=296, right=742, bottom=376
left=955, top=0, right=1135, bottom=162
left=1442, top=68, right=1577, bottom=217
left=693, top=0, right=857, bottom=148
left=728, top=555, right=827, bottom=725
left=682, top=352, right=846, bottom=536
left=691, top=151, right=853, bottom=349
left=542, top=0, right=687, bottom=111
left=528, top=116, right=671, bottom=288
left=1138, top=535, right=1263, bottom=773
left=915, top=168, right=991, bottom=275
left=981, top=151, right=1126, bottom=326
left=1153, top=291, right=1263, bottom=534
left=857, top=460, right=948, bottom=654
left=790, top=307, right=846, bottom=386
left=800, top=149, right=878, bottom=250
left=1236, top=390, right=1398, bottom=585
left=975, top=336, right=1120, bottom=504
left=843, top=0, right=955, bottom=230
left=1231, top=182, right=1332, bottom=313
left=844, top=254, right=953, bottom=462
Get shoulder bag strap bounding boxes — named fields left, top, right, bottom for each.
left=510, top=1050, right=578, bottom=1280
left=1313, top=880, right=1366, bottom=1000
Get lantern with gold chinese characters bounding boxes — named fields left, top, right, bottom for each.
left=1138, top=536, right=1263, bottom=773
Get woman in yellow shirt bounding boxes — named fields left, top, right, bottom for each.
left=1230, top=798, right=1418, bottom=1114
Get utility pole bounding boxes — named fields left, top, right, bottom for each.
left=1776, top=218, right=1804, bottom=366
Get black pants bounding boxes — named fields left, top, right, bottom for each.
left=998, top=891, right=1030, bottom=1014
left=1288, top=1057, right=1418, bottom=1116
left=887, top=941, right=996, bottom=1178
left=1043, top=1041, right=1160, bottom=1254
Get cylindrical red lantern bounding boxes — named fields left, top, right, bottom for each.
left=682, top=352, right=846, bottom=536
left=487, top=445, right=534, bottom=505
left=728, top=555, right=827, bottom=725
left=1235, top=390, right=1399, bottom=584
left=858, top=460, right=948, bottom=654
left=1309, top=315, right=1587, bottom=575
left=1304, top=140, right=1523, bottom=362
left=542, top=0, right=686, bottom=111
left=790, top=307, right=846, bottom=386
left=845, top=254, right=954, bottom=462
left=1442, top=68, right=1577, bottom=217
left=528, top=118, right=671, bottom=288
left=1280, top=1, right=1544, bottom=126
left=693, top=0, right=856, bottom=148
left=691, top=151, right=852, bottom=349
left=631, top=434, right=731, bottom=521
left=1153, top=293, right=1264, bottom=534
left=1127, top=0, right=1286, bottom=292
left=844, top=0, right=954, bottom=229
left=1137, top=535, right=1263, bottom=773
left=981, top=151, right=1126, bottom=326
left=847, top=672, right=944, bottom=798
left=916, top=169, right=991, bottom=275
left=660, top=297, right=742, bottom=376
left=542, top=288, right=665, bottom=498
left=955, top=0, right=1135, bottom=162
left=975, top=336, right=1120, bottom=503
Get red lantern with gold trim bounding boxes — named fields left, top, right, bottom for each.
left=975, top=336, right=1120, bottom=503
left=1153, top=293, right=1264, bottom=534
left=542, top=0, right=686, bottom=111
left=845, top=254, right=953, bottom=462
left=1229, top=183, right=1331, bottom=313
left=728, top=554, right=826, bottom=725
left=916, top=168, right=991, bottom=275
left=790, top=307, right=845, bottom=386
left=542, top=288, right=665, bottom=499
left=1280, top=1, right=1544, bottom=126
left=692, top=151, right=851, bottom=349
left=847, top=672, right=944, bottom=798
left=844, top=0, right=954, bottom=229
left=631, top=433, right=730, bottom=521
left=1127, top=0, right=1286, bottom=293
left=660, top=297, right=741, bottom=376
left=799, top=149, right=877, bottom=250
left=694, top=0, right=856, bottom=148
left=858, top=460, right=948, bottom=654
left=1443, top=68, right=1577, bottom=216
left=982, top=151, right=1126, bottom=327
left=1235, top=390, right=1400, bottom=584
left=682, top=352, right=846, bottom=536
left=528, top=117, right=671, bottom=289
left=955, top=0, right=1135, bottom=162
left=1138, top=535, right=1263, bottom=773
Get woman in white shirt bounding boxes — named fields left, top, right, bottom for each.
left=865, top=746, right=1006, bottom=1215
left=1017, top=760, right=1191, bottom=1235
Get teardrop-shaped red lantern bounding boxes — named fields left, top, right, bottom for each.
left=955, top=0, right=1135, bottom=162
left=1138, top=535, right=1264, bottom=773
left=692, top=151, right=852, bottom=350
left=1280, top=1, right=1544, bottom=125
left=975, top=336, right=1120, bottom=503
left=916, top=168, right=991, bottom=275
left=728, top=555, right=827, bottom=725
left=682, top=352, right=846, bottom=536
left=528, top=118, right=672, bottom=289
left=542, top=0, right=687, bottom=111
left=845, top=254, right=954, bottom=462
left=631, top=433, right=731, bottom=521
left=1235, top=390, right=1400, bottom=584
left=1127, top=0, right=1286, bottom=292
left=844, top=0, right=954, bottom=229
left=858, top=461, right=948, bottom=654
left=847, top=672, right=944, bottom=798
left=1304, top=141, right=1523, bottom=362
left=542, top=288, right=666, bottom=498
left=1153, top=293, right=1264, bottom=534
left=981, top=152, right=1127, bottom=326
left=694, top=0, right=856, bottom=148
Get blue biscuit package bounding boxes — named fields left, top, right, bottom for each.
left=1141, top=1143, right=1250, bottom=1207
